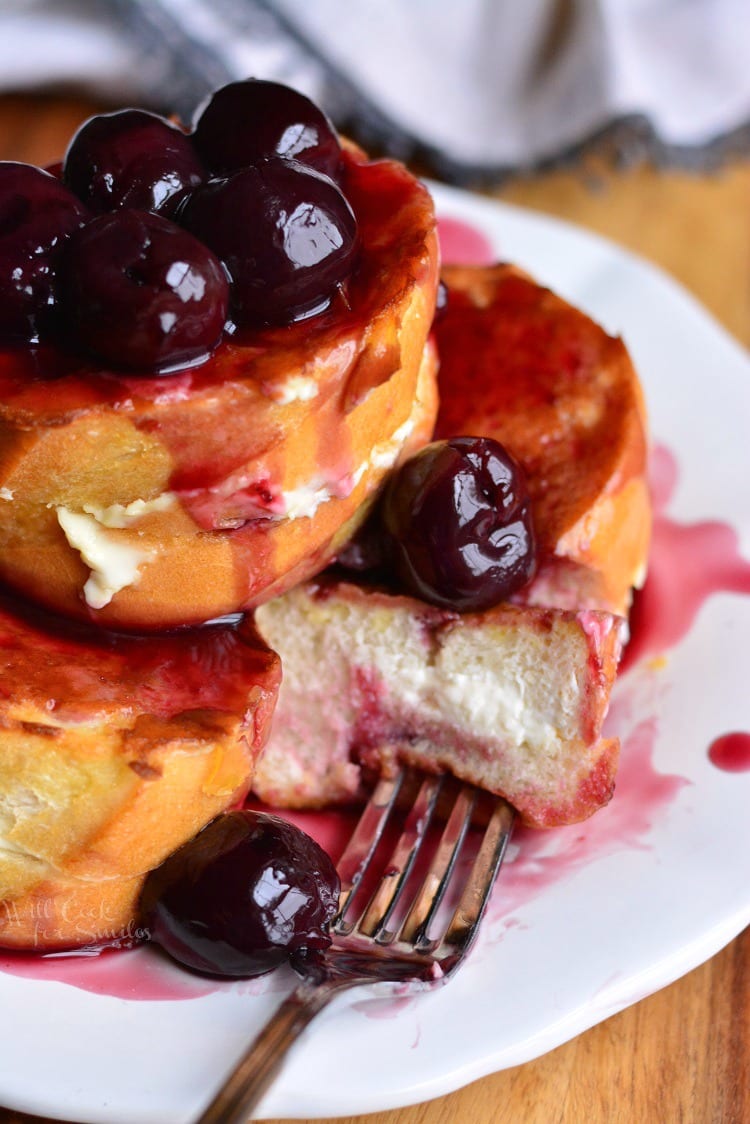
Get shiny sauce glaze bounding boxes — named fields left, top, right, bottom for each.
left=0, top=590, right=279, bottom=725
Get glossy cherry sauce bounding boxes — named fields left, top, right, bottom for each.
left=0, top=588, right=279, bottom=724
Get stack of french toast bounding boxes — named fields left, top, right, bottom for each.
left=0, top=80, right=649, bottom=952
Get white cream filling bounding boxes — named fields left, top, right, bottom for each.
left=270, top=375, right=320, bottom=405
left=280, top=479, right=335, bottom=520
left=278, top=416, right=417, bottom=521
left=55, top=507, right=153, bottom=609
left=0, top=487, right=13, bottom=501
left=350, top=416, right=416, bottom=489
left=82, top=492, right=176, bottom=528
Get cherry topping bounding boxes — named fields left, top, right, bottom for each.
left=191, top=79, right=342, bottom=180
left=140, top=810, right=340, bottom=978
left=180, top=158, right=358, bottom=326
left=63, top=109, right=205, bottom=216
left=0, top=162, right=88, bottom=342
left=61, top=209, right=229, bottom=371
left=380, top=437, right=537, bottom=611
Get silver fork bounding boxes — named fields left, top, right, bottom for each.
left=195, top=768, right=515, bottom=1124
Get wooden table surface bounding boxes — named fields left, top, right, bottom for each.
left=0, top=93, right=748, bottom=1124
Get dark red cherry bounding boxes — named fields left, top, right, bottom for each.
left=63, top=109, right=205, bottom=216
left=380, top=437, right=537, bottom=611
left=191, top=79, right=342, bottom=180
left=0, top=161, right=88, bottom=343
left=139, top=810, right=340, bottom=978
left=180, top=158, right=358, bottom=326
left=61, top=210, right=229, bottom=371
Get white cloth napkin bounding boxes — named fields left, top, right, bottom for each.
left=1, top=0, right=748, bottom=181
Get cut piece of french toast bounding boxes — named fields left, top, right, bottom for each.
left=255, top=580, right=623, bottom=828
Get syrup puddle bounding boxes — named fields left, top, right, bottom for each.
left=621, top=444, right=750, bottom=672
left=0, top=943, right=216, bottom=1001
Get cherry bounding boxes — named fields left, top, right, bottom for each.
left=179, top=157, right=358, bottom=326
left=191, top=79, right=342, bottom=180
left=0, top=162, right=88, bottom=343
left=380, top=437, right=537, bottom=611
left=63, top=108, right=205, bottom=216
left=139, top=810, right=340, bottom=978
left=61, top=209, right=229, bottom=371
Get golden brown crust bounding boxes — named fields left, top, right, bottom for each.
left=434, top=263, right=651, bottom=615
left=0, top=599, right=280, bottom=950
left=0, top=153, right=439, bottom=629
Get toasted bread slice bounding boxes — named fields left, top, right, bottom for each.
left=434, top=263, right=651, bottom=616
left=0, top=151, right=439, bottom=630
left=0, top=594, right=280, bottom=950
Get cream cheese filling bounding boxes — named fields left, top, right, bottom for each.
left=54, top=493, right=177, bottom=608
left=277, top=415, right=416, bottom=521
left=81, top=492, right=176, bottom=528
left=55, top=508, right=152, bottom=609
left=269, top=374, right=320, bottom=405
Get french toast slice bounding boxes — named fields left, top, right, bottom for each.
left=435, top=263, right=651, bottom=617
left=0, top=151, right=439, bottom=630
left=253, top=264, right=651, bottom=826
left=0, top=594, right=280, bottom=949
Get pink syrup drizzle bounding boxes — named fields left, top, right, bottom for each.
left=624, top=446, right=750, bottom=768
left=437, top=216, right=495, bottom=265
left=0, top=944, right=216, bottom=1001
left=485, top=702, right=688, bottom=929
left=621, top=444, right=750, bottom=673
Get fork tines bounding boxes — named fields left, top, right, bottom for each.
left=334, top=768, right=515, bottom=975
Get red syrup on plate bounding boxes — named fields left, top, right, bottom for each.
left=0, top=945, right=216, bottom=1001
left=708, top=732, right=750, bottom=773
left=484, top=705, right=688, bottom=929
left=621, top=443, right=750, bottom=776
left=437, top=216, right=495, bottom=265
left=622, top=444, right=750, bottom=673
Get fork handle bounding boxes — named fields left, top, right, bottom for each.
left=194, top=976, right=359, bottom=1124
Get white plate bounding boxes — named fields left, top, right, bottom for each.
left=2, top=184, right=750, bottom=1124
